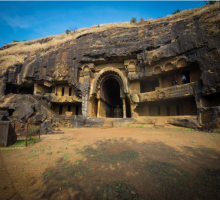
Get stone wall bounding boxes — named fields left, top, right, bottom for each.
left=134, top=97, right=197, bottom=117
left=0, top=121, right=17, bottom=147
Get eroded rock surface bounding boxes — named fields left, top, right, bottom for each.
left=0, top=4, right=220, bottom=131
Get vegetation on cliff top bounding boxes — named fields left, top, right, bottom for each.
left=0, top=2, right=220, bottom=72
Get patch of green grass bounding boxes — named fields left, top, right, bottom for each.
left=94, top=182, right=137, bottom=199
left=56, top=177, right=64, bottom=181
left=13, top=138, right=40, bottom=146
left=46, top=152, right=53, bottom=156
left=172, top=127, right=192, bottom=131
left=66, top=181, right=71, bottom=187
left=83, top=149, right=138, bottom=163
left=62, top=165, right=70, bottom=170
left=211, top=132, right=220, bottom=134
left=145, top=161, right=192, bottom=191
left=44, top=173, right=51, bottom=177
left=67, top=166, right=93, bottom=177
left=74, top=160, right=83, bottom=166
left=63, top=153, right=69, bottom=160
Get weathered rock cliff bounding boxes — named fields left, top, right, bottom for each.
left=0, top=3, right=220, bottom=130
left=1, top=4, right=220, bottom=98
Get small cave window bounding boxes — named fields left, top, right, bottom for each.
left=76, top=106, right=79, bottom=115
left=68, top=105, right=71, bottom=111
left=69, top=87, right=72, bottom=96
left=62, top=87, right=65, bottom=96
left=59, top=105, right=63, bottom=115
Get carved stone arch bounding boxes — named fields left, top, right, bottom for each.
left=100, top=76, right=123, bottom=101
left=91, top=67, right=129, bottom=95
left=164, top=62, right=174, bottom=71
left=175, top=56, right=187, bottom=68
left=83, top=66, right=90, bottom=71
left=154, top=66, right=162, bottom=74
left=129, top=61, right=136, bottom=66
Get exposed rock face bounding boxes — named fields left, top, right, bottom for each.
left=28, top=113, right=46, bottom=124
left=16, top=102, right=34, bottom=123
left=1, top=7, right=220, bottom=96
left=166, top=116, right=200, bottom=129
left=0, top=5, right=220, bottom=130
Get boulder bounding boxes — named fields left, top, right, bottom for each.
left=28, top=113, right=46, bottom=124
left=166, top=117, right=200, bottom=129
left=202, top=117, right=220, bottom=131
left=0, top=121, right=17, bottom=147
left=0, top=111, right=9, bottom=117
left=16, top=102, right=34, bottom=123
left=40, top=121, right=63, bottom=135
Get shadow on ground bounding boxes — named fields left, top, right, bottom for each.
left=32, top=138, right=220, bottom=200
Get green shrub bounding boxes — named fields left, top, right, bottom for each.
left=66, top=29, right=71, bottom=34
left=205, top=1, right=218, bottom=5
left=139, top=17, right=144, bottom=22
left=172, top=9, right=181, bottom=15
left=12, top=40, right=20, bottom=42
left=130, top=17, right=137, bottom=23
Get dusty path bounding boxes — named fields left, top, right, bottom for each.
left=0, top=127, right=220, bottom=200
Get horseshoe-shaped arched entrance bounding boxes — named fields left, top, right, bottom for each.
left=90, top=67, right=131, bottom=118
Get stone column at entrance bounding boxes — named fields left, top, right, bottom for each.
left=122, top=98, right=126, bottom=118
left=97, top=99, right=100, bottom=118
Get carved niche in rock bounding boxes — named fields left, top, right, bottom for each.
left=164, top=62, right=174, bottom=71
left=124, top=59, right=138, bottom=73
left=154, top=66, right=162, bottom=74
left=176, top=57, right=187, bottom=68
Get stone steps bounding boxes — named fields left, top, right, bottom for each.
left=30, top=95, right=71, bottom=126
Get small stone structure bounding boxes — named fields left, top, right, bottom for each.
left=0, top=121, right=17, bottom=147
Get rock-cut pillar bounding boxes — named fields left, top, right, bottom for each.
left=97, top=99, right=100, bottom=118
left=122, top=98, right=126, bottom=118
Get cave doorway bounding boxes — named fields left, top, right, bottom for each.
left=100, top=76, right=122, bottom=118
left=59, top=105, right=63, bottom=115
left=125, top=95, right=131, bottom=118
left=182, top=71, right=190, bottom=84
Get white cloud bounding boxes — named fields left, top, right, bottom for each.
left=4, top=15, right=38, bottom=28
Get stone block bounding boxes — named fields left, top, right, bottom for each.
left=0, top=121, right=17, bottom=147
left=69, top=115, right=86, bottom=127
left=85, top=117, right=105, bottom=127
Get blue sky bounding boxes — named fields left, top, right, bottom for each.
left=0, top=1, right=205, bottom=47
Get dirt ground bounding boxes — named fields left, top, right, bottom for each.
left=0, top=126, right=220, bottom=200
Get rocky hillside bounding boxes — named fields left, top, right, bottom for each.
left=0, top=3, right=220, bottom=97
